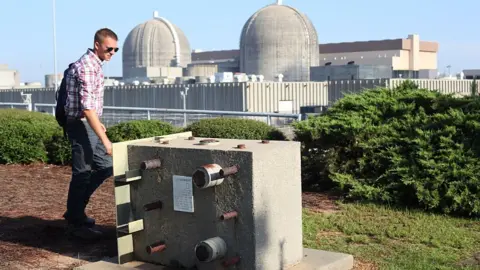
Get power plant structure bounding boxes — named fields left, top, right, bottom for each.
left=113, top=0, right=439, bottom=86
left=239, top=2, right=320, bottom=82
left=0, top=0, right=441, bottom=89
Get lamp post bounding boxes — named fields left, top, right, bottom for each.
left=180, top=86, right=189, bottom=127
left=52, top=0, right=58, bottom=89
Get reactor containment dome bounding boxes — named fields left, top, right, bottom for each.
left=239, top=1, right=320, bottom=82
left=122, top=11, right=192, bottom=78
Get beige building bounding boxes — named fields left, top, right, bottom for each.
left=319, top=34, right=438, bottom=78
left=0, top=64, right=20, bottom=89
left=191, top=34, right=439, bottom=80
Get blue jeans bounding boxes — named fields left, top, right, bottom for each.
left=63, top=118, right=113, bottom=226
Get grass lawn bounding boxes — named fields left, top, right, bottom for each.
left=302, top=202, right=480, bottom=270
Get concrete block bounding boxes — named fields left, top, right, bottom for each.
left=110, top=133, right=353, bottom=270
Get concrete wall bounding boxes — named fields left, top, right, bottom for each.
left=311, top=65, right=392, bottom=81
left=185, top=64, right=218, bottom=77
left=245, top=82, right=329, bottom=113
left=320, top=50, right=398, bottom=67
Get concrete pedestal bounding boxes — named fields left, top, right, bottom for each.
left=105, top=132, right=354, bottom=270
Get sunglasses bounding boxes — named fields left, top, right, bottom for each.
left=106, top=47, right=119, bottom=53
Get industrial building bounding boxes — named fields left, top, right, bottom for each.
left=44, top=73, right=63, bottom=88
left=239, top=2, right=319, bottom=82
left=0, top=1, right=443, bottom=89
left=118, top=1, right=439, bottom=84
left=0, top=64, right=20, bottom=88
left=463, top=69, right=480, bottom=79
left=193, top=34, right=439, bottom=81
left=122, top=10, right=192, bottom=83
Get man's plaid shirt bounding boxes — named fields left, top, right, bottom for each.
left=65, top=49, right=105, bottom=118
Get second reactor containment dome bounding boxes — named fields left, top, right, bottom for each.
left=239, top=2, right=320, bottom=82
left=122, top=11, right=192, bottom=78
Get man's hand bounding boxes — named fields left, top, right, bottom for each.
left=84, top=109, right=112, bottom=156
left=103, top=138, right=113, bottom=156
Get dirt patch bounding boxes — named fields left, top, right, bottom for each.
left=302, top=191, right=341, bottom=213
left=0, top=164, right=347, bottom=269
left=353, top=259, right=379, bottom=270
left=0, top=164, right=116, bottom=270
left=457, top=252, right=480, bottom=268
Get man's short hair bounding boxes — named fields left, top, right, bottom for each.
left=94, top=28, right=118, bottom=44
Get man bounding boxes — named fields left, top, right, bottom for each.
left=63, top=28, right=119, bottom=240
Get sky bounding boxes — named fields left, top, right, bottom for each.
left=0, top=0, right=478, bottom=83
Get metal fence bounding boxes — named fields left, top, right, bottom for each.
left=30, top=103, right=301, bottom=128
left=0, top=102, right=32, bottom=110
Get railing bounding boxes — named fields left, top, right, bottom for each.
left=0, top=102, right=32, bottom=111
left=32, top=103, right=302, bottom=128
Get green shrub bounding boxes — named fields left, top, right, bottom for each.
left=0, top=109, right=70, bottom=165
left=185, top=118, right=286, bottom=140
left=106, top=119, right=179, bottom=142
left=294, top=82, right=480, bottom=216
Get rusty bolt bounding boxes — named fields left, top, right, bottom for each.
left=188, top=136, right=195, bottom=140
left=261, top=140, right=270, bottom=144
left=223, top=256, right=241, bottom=267
left=219, top=165, right=239, bottom=177
left=146, top=242, right=166, bottom=254
left=220, top=211, right=238, bottom=221
left=237, top=144, right=246, bottom=149
left=141, top=159, right=162, bottom=170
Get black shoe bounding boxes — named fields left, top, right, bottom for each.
left=63, top=211, right=95, bottom=228
left=84, top=216, right=95, bottom=228
left=66, top=225, right=103, bottom=241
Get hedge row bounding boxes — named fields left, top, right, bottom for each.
left=2, top=80, right=479, bottom=216
left=0, top=111, right=286, bottom=166
left=0, top=110, right=70, bottom=165
left=294, top=81, right=480, bottom=216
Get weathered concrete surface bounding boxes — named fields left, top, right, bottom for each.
left=122, top=137, right=303, bottom=269
left=111, top=134, right=354, bottom=270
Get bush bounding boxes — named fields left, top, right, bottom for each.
left=294, top=82, right=480, bottom=216
left=185, top=118, right=286, bottom=140
left=0, top=109, right=71, bottom=165
left=106, top=119, right=179, bottom=142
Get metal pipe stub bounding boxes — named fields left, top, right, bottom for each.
left=146, top=241, right=166, bottom=254
left=144, top=200, right=163, bottom=211
left=219, top=165, right=239, bottom=178
left=141, top=159, right=161, bottom=170
left=195, top=237, right=227, bottom=263
left=220, top=211, right=238, bottom=221
left=192, top=164, right=223, bottom=189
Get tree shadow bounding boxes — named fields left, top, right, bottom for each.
left=0, top=216, right=117, bottom=262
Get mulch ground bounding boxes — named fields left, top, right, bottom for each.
left=0, top=163, right=372, bottom=270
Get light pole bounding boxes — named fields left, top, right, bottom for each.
left=53, top=0, right=58, bottom=89
left=180, top=86, right=189, bottom=127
